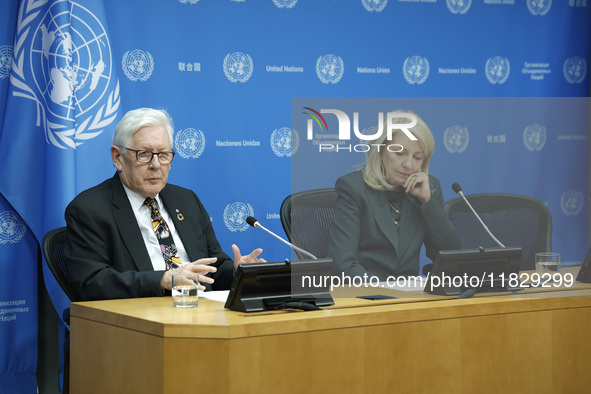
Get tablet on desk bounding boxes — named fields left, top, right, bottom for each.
left=576, top=247, right=591, bottom=283
left=424, top=247, right=522, bottom=296
left=224, top=258, right=335, bottom=312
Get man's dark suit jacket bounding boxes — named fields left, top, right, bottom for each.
left=328, top=171, right=461, bottom=280
left=64, top=174, right=234, bottom=301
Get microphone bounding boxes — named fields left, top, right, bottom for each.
left=246, top=216, right=318, bottom=260
left=451, top=183, right=505, bottom=248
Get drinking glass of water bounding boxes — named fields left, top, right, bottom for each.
left=535, top=252, right=560, bottom=276
left=171, top=272, right=199, bottom=308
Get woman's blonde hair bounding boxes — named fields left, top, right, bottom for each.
left=362, top=110, right=435, bottom=191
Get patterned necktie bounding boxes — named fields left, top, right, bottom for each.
left=144, top=197, right=181, bottom=270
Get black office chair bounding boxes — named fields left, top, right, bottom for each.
left=280, top=188, right=338, bottom=259
left=42, top=226, right=78, bottom=394
left=42, top=227, right=79, bottom=302
left=444, top=193, right=552, bottom=270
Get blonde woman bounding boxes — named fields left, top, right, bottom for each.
left=328, top=111, right=461, bottom=280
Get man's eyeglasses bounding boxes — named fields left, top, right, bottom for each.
left=123, top=147, right=175, bottom=164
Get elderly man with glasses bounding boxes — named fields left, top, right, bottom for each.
left=64, top=108, right=264, bottom=301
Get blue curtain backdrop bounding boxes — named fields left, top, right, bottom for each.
left=0, top=0, right=589, bottom=392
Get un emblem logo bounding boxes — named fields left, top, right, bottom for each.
left=271, top=127, right=299, bottom=157
left=527, top=0, right=552, bottom=16
left=179, top=0, right=200, bottom=3
left=122, top=49, right=154, bottom=82
left=223, top=52, right=254, bottom=83
left=273, top=0, right=299, bottom=8
left=563, top=57, right=586, bottom=85
left=316, top=54, right=344, bottom=84
left=403, top=56, right=430, bottom=85
left=0, top=211, right=27, bottom=244
left=443, top=125, right=469, bottom=154
left=0, top=45, right=12, bottom=78
left=523, top=124, right=546, bottom=151
left=223, top=202, right=255, bottom=232
left=560, top=189, right=583, bottom=217
left=447, top=0, right=472, bottom=14
left=485, top=56, right=510, bottom=84
left=174, top=128, right=206, bottom=159
left=11, top=0, right=120, bottom=149
left=362, top=0, right=388, bottom=12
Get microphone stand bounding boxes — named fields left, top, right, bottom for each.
left=451, top=183, right=508, bottom=299
left=253, top=223, right=318, bottom=260
left=455, top=189, right=506, bottom=248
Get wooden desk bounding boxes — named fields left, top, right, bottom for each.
left=70, top=272, right=591, bottom=394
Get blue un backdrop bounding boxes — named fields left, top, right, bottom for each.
left=0, top=1, right=589, bottom=392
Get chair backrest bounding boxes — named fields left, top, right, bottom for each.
left=444, top=193, right=552, bottom=270
left=42, top=226, right=79, bottom=302
left=280, top=188, right=338, bottom=259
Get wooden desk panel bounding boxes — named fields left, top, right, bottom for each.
left=70, top=281, right=591, bottom=394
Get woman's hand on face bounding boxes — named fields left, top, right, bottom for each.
left=403, top=172, right=430, bottom=204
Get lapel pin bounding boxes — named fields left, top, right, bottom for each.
left=176, top=209, right=184, bottom=221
